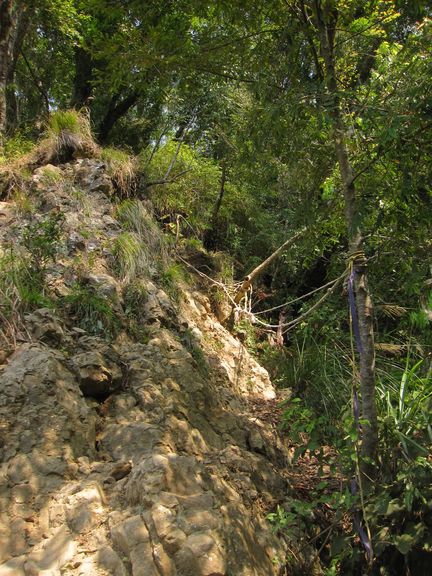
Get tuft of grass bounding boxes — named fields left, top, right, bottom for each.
left=113, top=200, right=168, bottom=280
left=61, top=283, right=120, bottom=339
left=0, top=248, right=50, bottom=347
left=0, top=131, right=35, bottom=165
left=112, top=231, right=148, bottom=281
left=41, top=109, right=98, bottom=164
left=101, top=147, right=137, bottom=197
left=48, top=110, right=83, bottom=136
left=159, top=263, right=186, bottom=302
left=376, top=352, right=432, bottom=467
left=123, top=281, right=151, bottom=342
left=0, top=163, right=32, bottom=200
left=1, top=111, right=97, bottom=200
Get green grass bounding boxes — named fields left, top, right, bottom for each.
left=159, top=263, right=186, bottom=301
left=48, top=110, right=83, bottom=135
left=61, top=283, right=120, bottom=339
left=113, top=200, right=168, bottom=280
left=112, top=231, right=150, bottom=281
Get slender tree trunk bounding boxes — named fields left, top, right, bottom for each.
left=315, top=1, right=378, bottom=481
left=203, top=162, right=227, bottom=250
left=211, top=162, right=227, bottom=222
left=0, top=0, right=14, bottom=145
left=163, top=124, right=190, bottom=180
left=6, top=4, right=29, bottom=130
left=70, top=47, right=93, bottom=109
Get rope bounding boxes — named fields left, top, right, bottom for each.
left=254, top=275, right=342, bottom=315
left=177, top=250, right=350, bottom=334
left=245, top=268, right=348, bottom=331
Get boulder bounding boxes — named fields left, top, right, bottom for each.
left=70, top=350, right=123, bottom=399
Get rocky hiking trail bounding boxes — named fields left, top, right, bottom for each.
left=0, top=160, right=320, bottom=576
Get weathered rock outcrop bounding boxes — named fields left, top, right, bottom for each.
left=0, top=159, right=300, bottom=576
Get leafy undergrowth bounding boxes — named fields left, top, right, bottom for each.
left=258, top=346, right=432, bottom=575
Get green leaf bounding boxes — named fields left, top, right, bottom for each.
left=393, top=533, right=415, bottom=555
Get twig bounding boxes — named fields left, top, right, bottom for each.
left=20, top=49, right=49, bottom=112
left=145, top=168, right=193, bottom=187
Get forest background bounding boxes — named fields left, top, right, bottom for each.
left=0, top=0, right=431, bottom=573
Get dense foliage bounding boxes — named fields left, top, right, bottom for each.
left=1, top=1, right=431, bottom=574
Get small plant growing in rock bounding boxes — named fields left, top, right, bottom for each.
left=159, top=263, right=186, bottom=302
left=180, top=327, right=209, bottom=375
left=11, top=188, right=36, bottom=216
left=62, top=282, right=120, bottom=339
left=22, top=211, right=65, bottom=279
left=0, top=248, right=51, bottom=347
left=0, top=212, right=64, bottom=330
left=37, top=165, right=64, bottom=185
left=123, top=281, right=150, bottom=342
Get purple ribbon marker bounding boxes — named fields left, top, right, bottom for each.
left=348, top=270, right=363, bottom=356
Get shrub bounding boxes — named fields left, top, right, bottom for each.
left=143, top=140, right=221, bottom=237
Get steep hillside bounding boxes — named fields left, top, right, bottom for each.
left=0, top=160, right=317, bottom=576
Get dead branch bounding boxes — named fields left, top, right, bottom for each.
left=234, top=228, right=307, bottom=305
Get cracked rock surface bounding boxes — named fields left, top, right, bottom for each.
left=0, top=160, right=295, bottom=576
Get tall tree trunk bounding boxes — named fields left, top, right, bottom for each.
left=70, top=47, right=93, bottom=109
left=203, top=162, right=227, bottom=250
left=6, top=4, right=29, bottom=130
left=315, top=2, right=378, bottom=482
left=211, top=161, right=227, bottom=222
left=0, top=0, right=14, bottom=145
left=98, top=91, right=139, bottom=144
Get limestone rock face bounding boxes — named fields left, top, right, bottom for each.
left=71, top=349, right=123, bottom=399
left=0, top=159, right=300, bottom=576
left=73, top=159, right=113, bottom=195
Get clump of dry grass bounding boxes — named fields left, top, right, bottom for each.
left=36, top=109, right=99, bottom=165
left=101, top=147, right=138, bottom=197
left=113, top=199, right=168, bottom=280
left=0, top=110, right=99, bottom=198
left=0, top=164, right=31, bottom=200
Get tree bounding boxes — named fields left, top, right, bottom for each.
left=0, top=0, right=14, bottom=144
left=309, top=0, right=380, bottom=481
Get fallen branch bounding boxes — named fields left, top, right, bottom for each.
left=234, top=228, right=307, bottom=305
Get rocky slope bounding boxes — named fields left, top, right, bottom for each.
left=0, top=160, right=309, bottom=576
